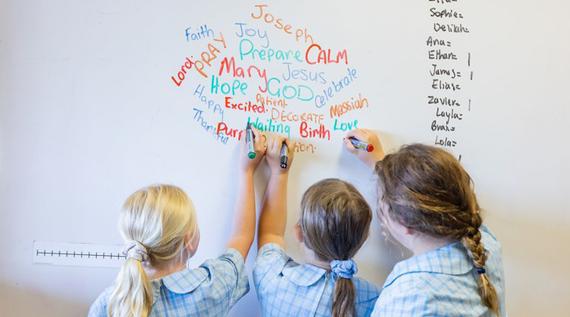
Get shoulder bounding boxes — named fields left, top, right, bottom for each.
left=88, top=287, right=113, bottom=317
left=353, top=277, right=381, bottom=303
left=253, top=243, right=291, bottom=281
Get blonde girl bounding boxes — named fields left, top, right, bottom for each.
left=88, top=129, right=266, bottom=317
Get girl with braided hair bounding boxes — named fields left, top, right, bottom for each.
left=345, top=129, right=506, bottom=317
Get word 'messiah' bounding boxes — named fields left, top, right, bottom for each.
left=329, top=94, right=369, bottom=118
left=251, top=4, right=314, bottom=45
left=305, top=44, right=348, bottom=65
left=171, top=32, right=227, bottom=86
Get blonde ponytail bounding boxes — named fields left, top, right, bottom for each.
left=108, top=258, right=153, bottom=317
left=108, top=185, right=198, bottom=317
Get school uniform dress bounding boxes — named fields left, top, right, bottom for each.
left=371, top=226, right=506, bottom=317
left=253, top=243, right=380, bottom=317
left=88, top=249, right=249, bottom=317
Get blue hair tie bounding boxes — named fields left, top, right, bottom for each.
left=330, top=259, right=358, bottom=279
left=476, top=267, right=486, bottom=274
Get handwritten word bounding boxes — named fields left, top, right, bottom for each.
left=194, top=84, right=224, bottom=119
left=426, top=36, right=452, bottom=47
left=251, top=4, right=314, bottom=44
left=432, top=79, right=461, bottom=91
left=305, top=44, right=348, bottom=65
left=270, top=108, right=324, bottom=125
left=225, top=96, right=266, bottom=114
left=435, top=107, right=463, bottom=124
left=282, top=62, right=326, bottom=84
left=171, top=57, right=195, bottom=87
left=193, top=108, right=229, bottom=144
left=429, top=0, right=458, bottom=4
left=170, top=32, right=227, bottom=86
left=210, top=75, right=248, bottom=95
left=248, top=116, right=291, bottom=137
left=314, top=68, right=358, bottom=108
left=430, top=8, right=464, bottom=19
left=434, top=23, right=470, bottom=33
left=299, top=122, right=331, bottom=140
left=267, top=77, right=314, bottom=101
left=427, top=96, right=461, bottom=107
left=430, top=64, right=461, bottom=79
left=215, top=122, right=244, bottom=140
left=434, top=135, right=457, bottom=147
left=333, top=119, right=359, bottom=131
left=431, top=120, right=455, bottom=132
left=294, top=141, right=316, bottom=153
left=256, top=94, right=288, bottom=108
left=239, top=39, right=303, bottom=63
left=185, top=25, right=214, bottom=41
left=218, top=57, right=268, bottom=92
left=428, top=49, right=457, bottom=60
left=329, top=94, right=368, bottom=118
left=235, top=22, right=269, bottom=48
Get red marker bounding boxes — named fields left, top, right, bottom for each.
left=349, top=137, right=374, bottom=152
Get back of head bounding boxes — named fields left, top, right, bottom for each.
left=300, top=178, right=372, bottom=317
left=376, top=144, right=499, bottom=315
left=108, top=184, right=198, bottom=317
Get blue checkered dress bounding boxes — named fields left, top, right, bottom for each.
left=371, top=226, right=506, bottom=317
left=253, top=243, right=380, bottom=317
left=88, top=249, right=249, bottom=317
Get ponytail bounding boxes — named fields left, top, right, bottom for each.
left=332, top=278, right=356, bottom=317
left=377, top=144, right=501, bottom=315
left=108, top=258, right=153, bottom=317
left=462, top=214, right=500, bottom=315
left=107, top=185, right=199, bottom=317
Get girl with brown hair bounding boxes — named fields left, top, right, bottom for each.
left=344, top=129, right=506, bottom=317
left=253, top=134, right=380, bottom=317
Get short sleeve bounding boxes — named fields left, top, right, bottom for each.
left=371, top=276, right=431, bottom=317
left=88, top=288, right=111, bottom=317
left=201, top=248, right=250, bottom=306
left=252, top=243, right=290, bottom=292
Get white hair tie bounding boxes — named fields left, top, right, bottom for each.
left=123, top=240, right=149, bottom=262
left=330, top=259, right=358, bottom=279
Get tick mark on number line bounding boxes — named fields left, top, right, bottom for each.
left=470, top=71, right=473, bottom=80
left=468, top=99, right=471, bottom=111
left=458, top=154, right=462, bottom=162
left=468, top=53, right=471, bottom=66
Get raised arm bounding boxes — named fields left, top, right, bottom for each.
left=227, top=128, right=266, bottom=258
left=344, top=128, right=386, bottom=169
left=257, top=135, right=295, bottom=249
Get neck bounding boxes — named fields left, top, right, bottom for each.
left=303, top=245, right=331, bottom=270
left=144, top=261, right=186, bottom=280
left=409, top=233, right=455, bottom=256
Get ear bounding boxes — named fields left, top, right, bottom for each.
left=294, top=222, right=304, bottom=243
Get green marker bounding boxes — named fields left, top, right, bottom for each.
left=246, top=122, right=256, bottom=159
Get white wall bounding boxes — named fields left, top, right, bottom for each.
left=1, top=0, right=569, bottom=316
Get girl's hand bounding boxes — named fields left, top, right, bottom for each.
left=266, top=134, right=295, bottom=175
left=240, top=127, right=267, bottom=173
left=343, top=129, right=385, bottom=169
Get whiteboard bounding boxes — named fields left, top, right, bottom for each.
left=1, top=0, right=569, bottom=316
